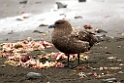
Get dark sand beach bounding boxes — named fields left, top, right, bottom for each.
left=0, top=0, right=124, bottom=83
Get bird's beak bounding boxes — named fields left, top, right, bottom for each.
left=48, top=25, right=55, bottom=28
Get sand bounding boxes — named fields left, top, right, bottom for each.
left=0, top=37, right=124, bottom=83
left=0, top=0, right=124, bottom=83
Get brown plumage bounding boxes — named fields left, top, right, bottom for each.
left=49, top=20, right=98, bottom=67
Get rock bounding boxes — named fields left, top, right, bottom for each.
left=27, top=72, right=41, bottom=78
left=121, top=32, right=124, bottom=37
left=118, top=71, right=123, bottom=74
left=33, top=30, right=44, bottom=33
left=78, top=0, right=86, bottom=2
left=39, top=24, right=48, bottom=27
left=19, top=0, right=27, bottom=4
left=95, top=34, right=106, bottom=42
left=102, top=78, right=117, bottom=82
left=35, top=2, right=42, bottom=4
left=16, top=18, right=23, bottom=21
left=8, top=30, right=13, bottom=34
left=74, top=15, right=83, bottom=19
left=94, top=28, right=107, bottom=33
left=56, top=2, right=67, bottom=9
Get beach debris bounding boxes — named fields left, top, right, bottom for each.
left=117, top=46, right=121, bottom=48
left=16, top=13, right=31, bottom=21
left=4, top=60, right=19, bottom=66
left=7, top=53, right=21, bottom=60
left=77, top=72, right=87, bottom=78
left=92, top=66, right=122, bottom=71
left=30, top=60, right=57, bottom=69
left=119, top=63, right=124, bottom=66
left=27, top=72, right=41, bottom=78
left=42, top=33, right=47, bottom=36
left=77, top=72, right=118, bottom=79
left=0, top=64, right=5, bottom=68
left=1, top=47, right=91, bottom=69
left=107, top=56, right=116, bottom=60
left=0, top=35, right=94, bottom=69
left=118, top=71, right=123, bottom=74
left=56, top=62, right=64, bottom=68
left=22, top=13, right=30, bottom=19
left=75, top=65, right=90, bottom=70
left=84, top=24, right=93, bottom=30
left=104, top=47, right=108, bottom=50
left=88, top=72, right=117, bottom=79
left=39, top=41, right=53, bottom=48
left=92, top=72, right=98, bottom=77
left=0, top=38, right=53, bottom=57
left=102, top=78, right=117, bottom=83
left=54, top=52, right=65, bottom=61
left=94, top=28, right=107, bottom=33
left=21, top=55, right=30, bottom=62
left=56, top=2, right=67, bottom=9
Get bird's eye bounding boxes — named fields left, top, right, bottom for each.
left=55, top=22, right=60, bottom=25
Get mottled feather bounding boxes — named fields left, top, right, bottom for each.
left=50, top=20, right=98, bottom=54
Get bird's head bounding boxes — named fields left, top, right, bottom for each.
left=48, top=20, right=72, bottom=31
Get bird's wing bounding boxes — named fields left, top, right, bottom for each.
left=71, top=28, right=98, bottom=48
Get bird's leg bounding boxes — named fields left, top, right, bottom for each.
left=69, top=53, right=80, bottom=69
left=78, top=53, right=80, bottom=65
left=67, top=53, right=70, bottom=67
left=63, top=53, right=70, bottom=67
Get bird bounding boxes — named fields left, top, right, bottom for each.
left=49, top=20, right=98, bottom=68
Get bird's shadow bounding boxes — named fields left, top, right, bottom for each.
left=60, top=59, right=97, bottom=69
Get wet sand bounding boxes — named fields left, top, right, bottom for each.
left=0, top=37, right=124, bottom=83
left=0, top=0, right=124, bottom=83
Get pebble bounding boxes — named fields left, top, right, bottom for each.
left=118, top=46, right=121, bottom=48
left=27, top=72, right=42, bottom=78
left=33, top=30, right=44, bottom=33
left=19, top=0, right=27, bottom=4
left=42, top=33, right=47, bottom=36
left=107, top=56, right=116, bottom=60
left=39, top=24, right=48, bottom=27
left=119, top=63, right=123, bottom=66
left=102, top=78, right=117, bottom=82
left=79, top=0, right=86, bottom=2
left=56, top=2, right=67, bottom=9
left=74, top=15, right=83, bottom=19
left=121, top=32, right=124, bottom=37
left=118, top=71, right=123, bottom=74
